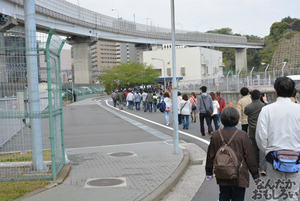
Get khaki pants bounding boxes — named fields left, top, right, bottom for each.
left=260, top=162, right=300, bottom=201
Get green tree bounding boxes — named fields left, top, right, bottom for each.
left=269, top=22, right=290, bottom=41
left=281, top=16, right=295, bottom=24
left=207, top=28, right=232, bottom=35
left=101, top=62, right=159, bottom=93
left=292, top=19, right=300, bottom=31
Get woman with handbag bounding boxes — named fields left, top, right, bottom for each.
left=189, top=92, right=198, bottom=123
left=180, top=94, right=191, bottom=130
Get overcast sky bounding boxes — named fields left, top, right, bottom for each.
left=66, top=0, right=299, bottom=37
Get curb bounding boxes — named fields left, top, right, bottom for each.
left=141, top=149, right=190, bottom=201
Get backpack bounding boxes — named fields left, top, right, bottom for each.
left=213, top=130, right=242, bottom=180
left=153, top=96, right=158, bottom=104
left=159, top=100, right=166, bottom=112
left=191, top=97, right=197, bottom=110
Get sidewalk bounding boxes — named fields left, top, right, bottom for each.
left=19, top=98, right=192, bottom=201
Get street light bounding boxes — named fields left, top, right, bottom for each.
left=264, top=64, right=269, bottom=80
left=237, top=69, right=242, bottom=91
left=281, top=62, right=287, bottom=77
left=111, top=8, right=119, bottom=19
left=177, top=22, right=183, bottom=31
left=152, top=58, right=166, bottom=91
left=226, top=70, right=231, bottom=91
left=250, top=67, right=255, bottom=87
left=146, top=17, right=152, bottom=31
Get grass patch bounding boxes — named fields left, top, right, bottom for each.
left=0, top=180, right=50, bottom=201
left=0, top=150, right=52, bottom=162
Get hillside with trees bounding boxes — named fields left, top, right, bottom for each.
left=207, top=16, right=300, bottom=73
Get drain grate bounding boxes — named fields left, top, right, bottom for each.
left=85, top=177, right=127, bottom=188
left=108, top=152, right=136, bottom=157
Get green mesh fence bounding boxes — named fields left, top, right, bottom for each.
left=0, top=28, right=65, bottom=181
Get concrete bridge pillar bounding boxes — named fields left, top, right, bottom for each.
left=235, top=48, right=247, bottom=72
left=67, top=36, right=97, bottom=84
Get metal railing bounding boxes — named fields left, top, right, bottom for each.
left=4, top=0, right=262, bottom=47
left=0, top=28, right=66, bottom=181
left=178, top=67, right=300, bottom=93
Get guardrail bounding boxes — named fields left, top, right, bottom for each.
left=5, top=0, right=260, bottom=46
left=178, top=67, right=300, bottom=93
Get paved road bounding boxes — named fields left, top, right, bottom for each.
left=100, top=97, right=264, bottom=201
left=63, top=99, right=161, bottom=148
left=65, top=97, right=299, bottom=201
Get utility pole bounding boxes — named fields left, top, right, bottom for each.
left=170, top=0, right=179, bottom=154
left=24, top=0, right=44, bottom=171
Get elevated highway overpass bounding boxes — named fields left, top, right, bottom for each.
left=1, top=0, right=264, bottom=48
left=0, top=0, right=264, bottom=84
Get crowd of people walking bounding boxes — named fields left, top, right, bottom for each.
left=110, top=76, right=300, bottom=201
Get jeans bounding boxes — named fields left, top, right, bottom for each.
left=241, top=124, right=248, bottom=133
left=217, top=112, right=221, bottom=126
left=219, top=186, right=246, bottom=201
left=128, top=101, right=134, bottom=110
left=153, top=103, right=157, bottom=112
left=164, top=111, right=170, bottom=124
left=181, top=115, right=189, bottom=129
left=211, top=114, right=219, bottom=130
left=199, top=113, right=213, bottom=136
left=147, top=102, right=152, bottom=112
left=135, top=102, right=141, bottom=111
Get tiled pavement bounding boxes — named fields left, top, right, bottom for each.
left=22, top=142, right=184, bottom=201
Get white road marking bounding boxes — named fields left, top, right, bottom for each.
left=102, top=99, right=210, bottom=145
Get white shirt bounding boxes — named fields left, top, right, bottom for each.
left=126, top=92, right=134, bottom=101
left=179, top=100, right=191, bottom=115
left=164, top=97, right=172, bottom=111
left=212, top=100, right=220, bottom=115
left=256, top=97, right=300, bottom=155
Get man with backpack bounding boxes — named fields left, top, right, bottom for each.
left=256, top=77, right=300, bottom=201
left=206, top=107, right=259, bottom=201
left=153, top=93, right=158, bottom=112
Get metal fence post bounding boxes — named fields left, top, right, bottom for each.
left=226, top=71, right=231, bottom=91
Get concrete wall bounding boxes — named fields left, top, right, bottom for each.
left=180, top=89, right=278, bottom=105
left=143, top=46, right=223, bottom=82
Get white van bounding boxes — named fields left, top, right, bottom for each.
left=287, top=75, right=300, bottom=89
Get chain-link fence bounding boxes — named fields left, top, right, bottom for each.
left=178, top=67, right=300, bottom=93
left=0, top=28, right=65, bottom=181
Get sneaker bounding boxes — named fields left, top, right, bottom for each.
left=260, top=170, right=267, bottom=176
left=183, top=125, right=186, bottom=129
left=167, top=123, right=170, bottom=126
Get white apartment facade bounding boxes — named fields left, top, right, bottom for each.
left=143, top=45, right=224, bottom=84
